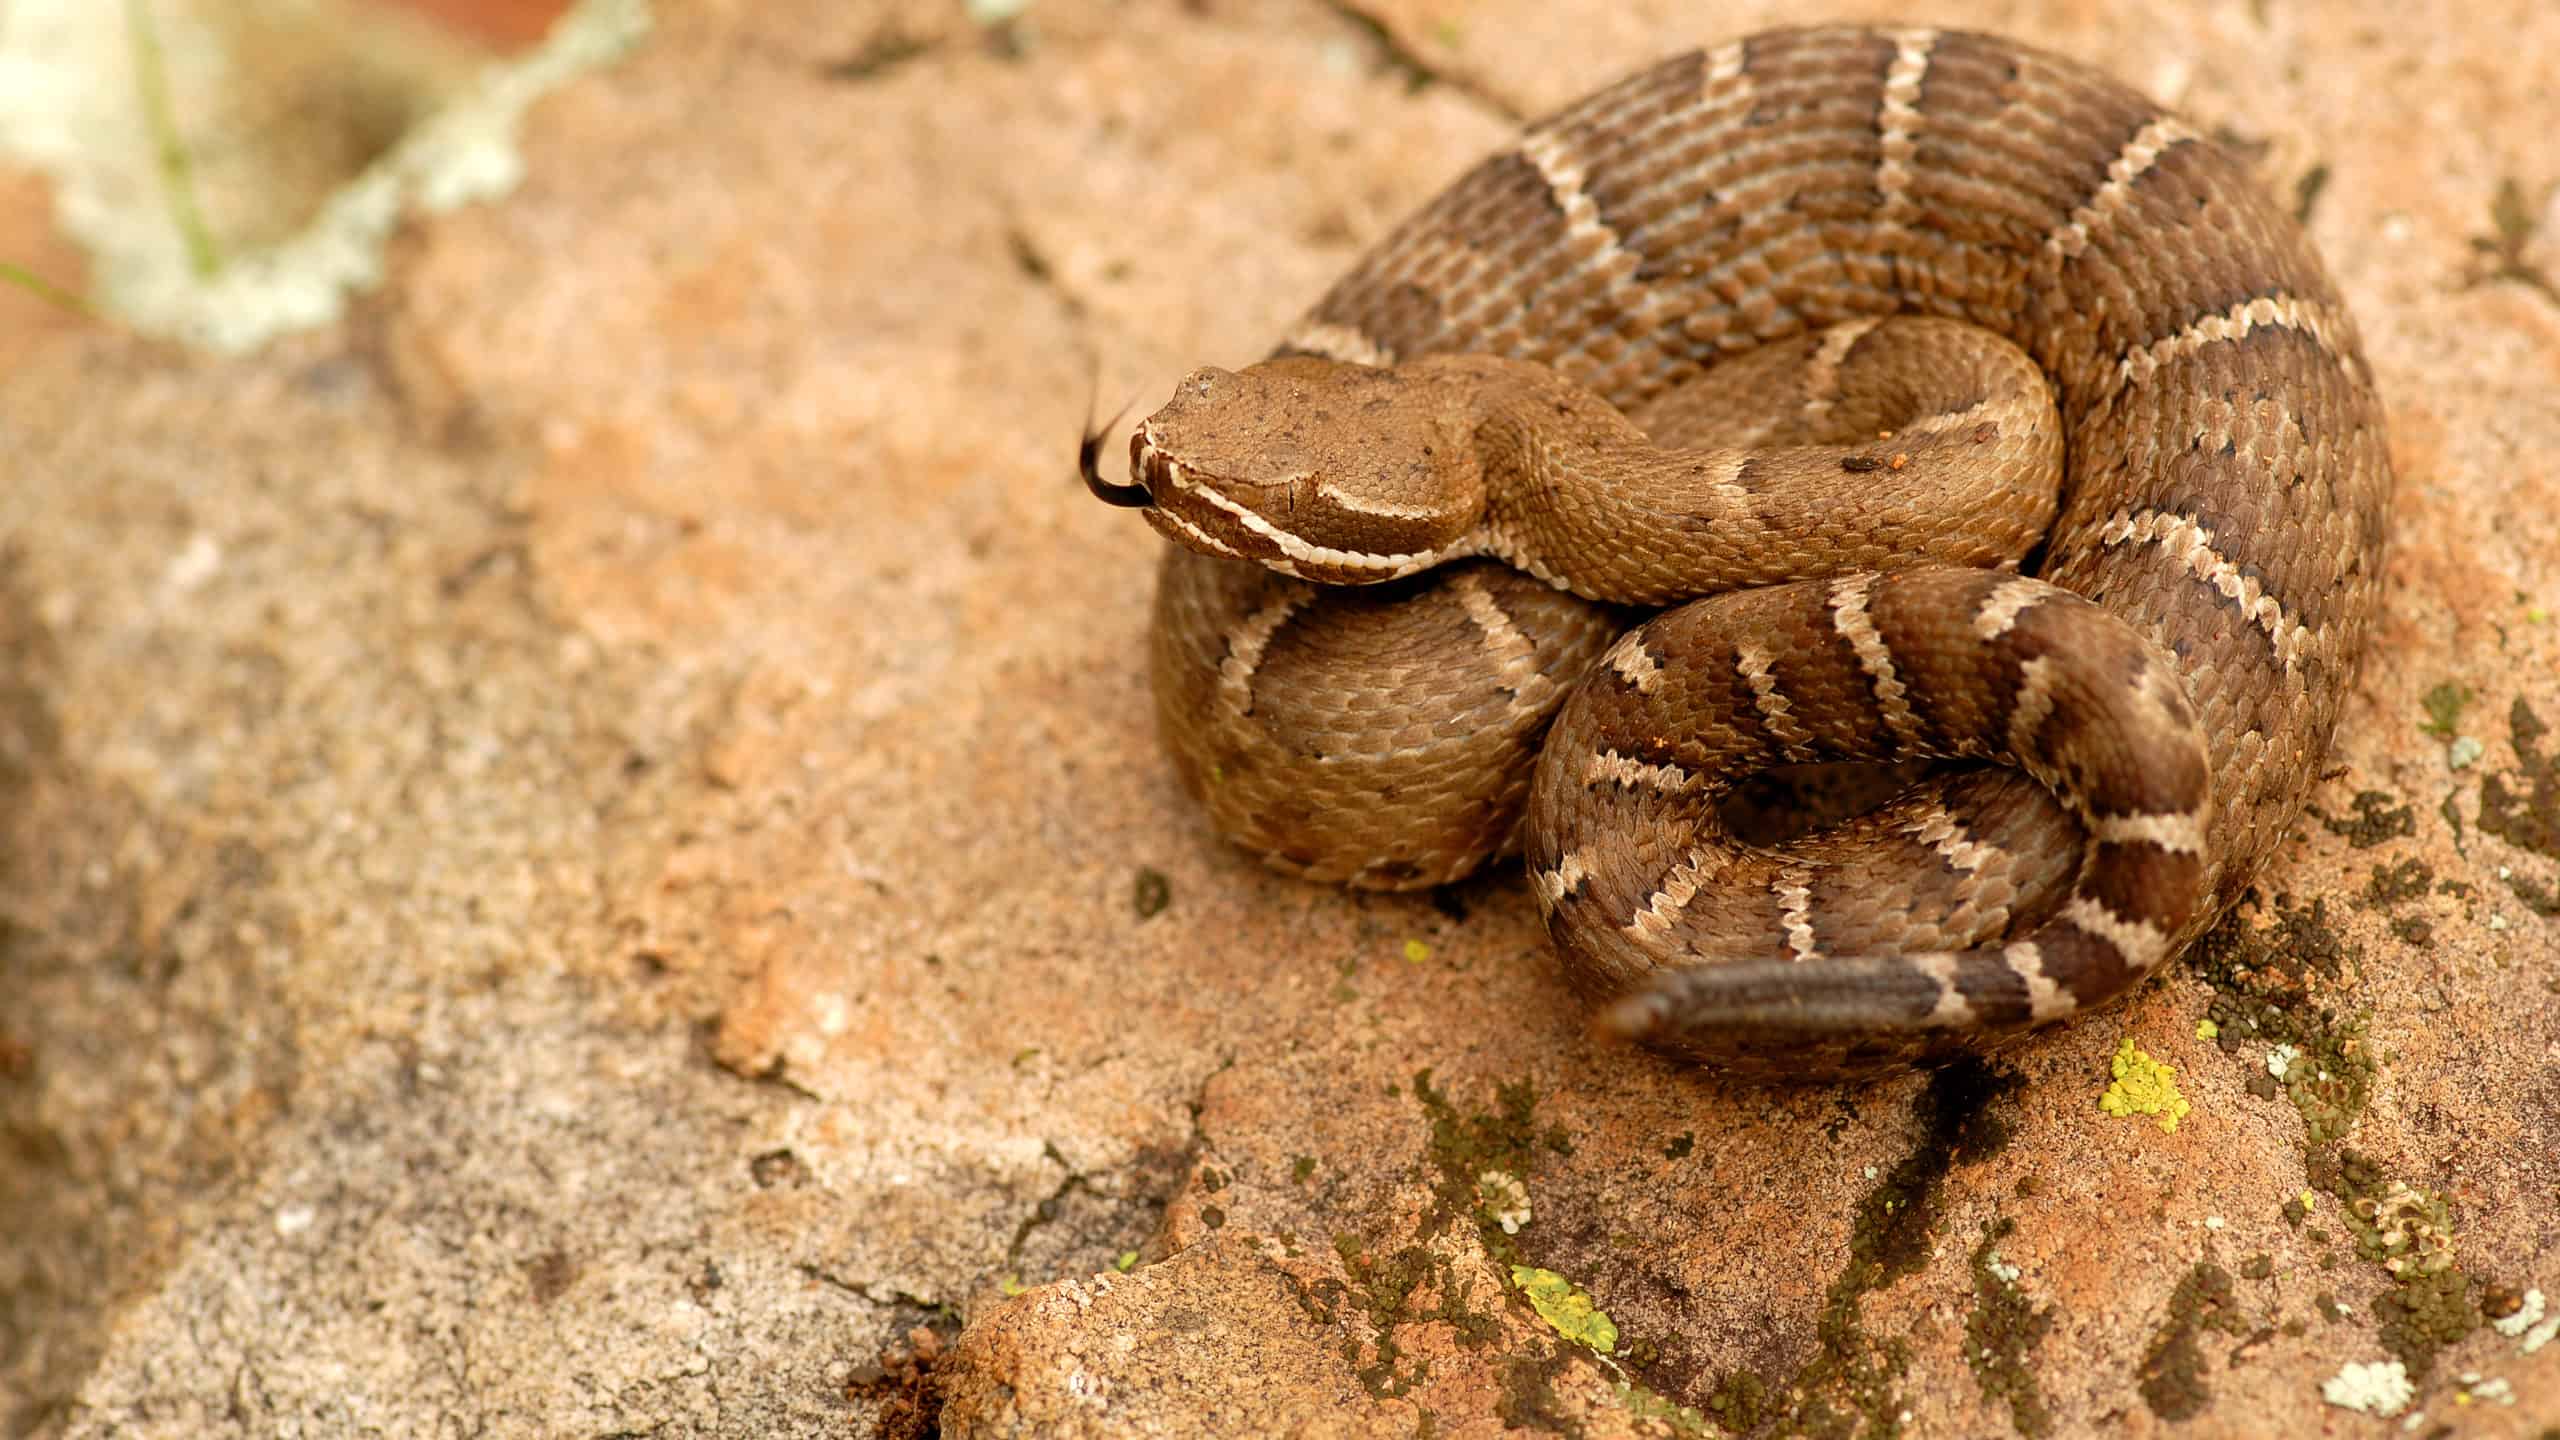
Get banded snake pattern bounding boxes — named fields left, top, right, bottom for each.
left=1085, top=25, right=2392, bottom=1076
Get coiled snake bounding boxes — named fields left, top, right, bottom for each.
left=1085, top=26, right=2392, bottom=1076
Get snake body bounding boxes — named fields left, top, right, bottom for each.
left=1099, top=26, right=2392, bottom=1075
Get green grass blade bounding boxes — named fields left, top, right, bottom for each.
left=0, top=259, right=95, bottom=318
left=124, top=0, right=222, bottom=279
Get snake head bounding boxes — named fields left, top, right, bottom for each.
left=1127, top=358, right=1486, bottom=584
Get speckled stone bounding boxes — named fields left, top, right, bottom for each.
left=1, top=1, right=2553, bottom=1437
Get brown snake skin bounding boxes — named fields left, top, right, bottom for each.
left=1092, top=26, right=2393, bottom=1076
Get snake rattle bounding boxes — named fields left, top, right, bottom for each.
left=1087, top=26, right=2392, bottom=1076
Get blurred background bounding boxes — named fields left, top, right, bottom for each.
left=0, top=0, right=586, bottom=359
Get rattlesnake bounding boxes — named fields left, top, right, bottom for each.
left=1086, top=25, right=2392, bottom=1076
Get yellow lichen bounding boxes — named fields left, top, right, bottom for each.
left=2195, top=1017, right=2220, bottom=1041
left=2099, top=1038, right=2192, bottom=1133
left=1510, top=1266, right=1618, bottom=1354
left=1402, top=938, right=1432, bottom=963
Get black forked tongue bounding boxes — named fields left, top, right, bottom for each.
left=1079, top=403, right=1152, bottom=508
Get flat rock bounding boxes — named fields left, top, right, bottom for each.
left=1, top=1, right=2554, bottom=1437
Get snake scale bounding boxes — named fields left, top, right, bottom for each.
left=1086, top=25, right=2393, bottom=1075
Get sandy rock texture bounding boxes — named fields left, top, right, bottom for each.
left=3, top=0, right=2557, bottom=1436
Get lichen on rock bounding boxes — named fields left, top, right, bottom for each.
left=2099, top=1038, right=2191, bottom=1133
left=1509, top=1266, right=1618, bottom=1356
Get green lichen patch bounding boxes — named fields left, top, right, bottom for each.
left=1278, top=1071, right=1666, bottom=1425
left=2479, top=699, right=2560, bottom=915
left=1613, top=1381, right=1718, bottom=1436
left=1307, top=1235, right=1504, bottom=1399
left=1418, top=1064, right=2037, bottom=1436
left=2194, top=893, right=2350, bottom=1000
left=1410, top=1070, right=1567, bottom=1260
left=1397, top=1071, right=1637, bottom=1420
left=2136, top=1261, right=2244, bottom=1421
left=1963, top=1218, right=2055, bottom=1437
left=2189, top=896, right=2377, bottom=1144
left=2420, top=683, right=2476, bottom=741
left=2270, top=1028, right=2376, bottom=1147
left=1792, top=1294, right=1911, bottom=1440
left=1131, top=866, right=1171, bottom=918
left=2360, top=858, right=2434, bottom=909
left=2170, top=886, right=2467, bottom=1404
left=1847, top=1061, right=2019, bottom=1287
left=1704, top=1371, right=1771, bottom=1433
left=1777, top=1059, right=2021, bottom=1440
left=2305, top=1149, right=2483, bottom=1379
left=2371, top=1266, right=2480, bottom=1381
left=2335, top=1167, right=2457, bottom=1276
left=2318, top=789, right=2417, bottom=847
left=2467, top=177, right=2560, bottom=302
left=1511, top=1266, right=1619, bottom=1354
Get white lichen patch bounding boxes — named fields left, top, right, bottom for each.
left=2266, top=1042, right=2301, bottom=1079
left=2459, top=1374, right=2514, bottom=1404
left=2322, top=1359, right=2413, bottom=1417
left=0, top=0, right=650, bottom=352
left=2523, top=1309, right=2560, bottom=1355
left=1476, top=1170, right=1531, bottom=1235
